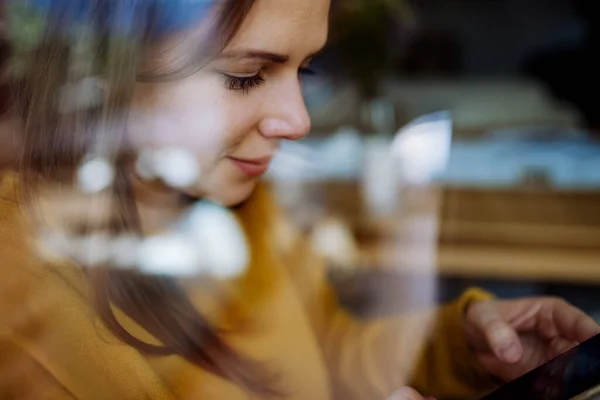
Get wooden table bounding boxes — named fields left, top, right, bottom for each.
left=273, top=181, right=600, bottom=285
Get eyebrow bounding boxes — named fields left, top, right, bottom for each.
left=218, top=48, right=324, bottom=64
left=219, top=50, right=290, bottom=64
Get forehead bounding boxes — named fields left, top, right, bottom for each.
left=226, top=0, right=330, bottom=57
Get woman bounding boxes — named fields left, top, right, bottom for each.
left=0, top=0, right=598, bottom=399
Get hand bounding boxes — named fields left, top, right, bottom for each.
left=464, top=297, right=600, bottom=382
left=386, top=387, right=436, bottom=400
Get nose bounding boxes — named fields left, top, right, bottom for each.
left=258, top=79, right=311, bottom=141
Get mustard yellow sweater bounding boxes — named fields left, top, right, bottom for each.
left=0, top=172, right=497, bottom=400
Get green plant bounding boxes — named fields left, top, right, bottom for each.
left=330, top=0, right=414, bottom=99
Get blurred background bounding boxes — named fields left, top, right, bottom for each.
left=1, top=1, right=599, bottom=399
left=1, top=0, right=600, bottom=334
left=267, top=0, right=600, bottom=322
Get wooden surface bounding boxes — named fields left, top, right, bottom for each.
left=436, top=188, right=600, bottom=283
left=274, top=181, right=600, bottom=284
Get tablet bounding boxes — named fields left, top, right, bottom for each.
left=479, top=334, right=600, bottom=400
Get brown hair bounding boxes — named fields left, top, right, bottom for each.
left=4, top=0, right=280, bottom=396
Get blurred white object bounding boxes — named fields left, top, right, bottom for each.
left=135, top=147, right=201, bottom=188
left=392, top=111, right=453, bottom=185
left=74, top=233, right=111, bottom=266
left=37, top=229, right=75, bottom=263
left=111, top=234, right=141, bottom=269
left=311, top=216, right=359, bottom=270
left=135, top=148, right=159, bottom=180
left=268, top=141, right=317, bottom=180
left=271, top=111, right=452, bottom=188
left=137, top=201, right=249, bottom=278
left=154, top=147, right=200, bottom=189
left=269, top=126, right=364, bottom=181
left=77, top=156, right=115, bottom=193
left=441, top=132, right=600, bottom=188
left=362, top=135, right=399, bottom=216
left=180, top=201, right=249, bottom=279
left=318, top=127, right=364, bottom=179
left=138, top=234, right=202, bottom=276
left=361, top=112, right=452, bottom=216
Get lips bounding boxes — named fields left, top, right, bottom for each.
left=227, top=156, right=272, bottom=177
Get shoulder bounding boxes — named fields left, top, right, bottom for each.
left=0, top=170, right=32, bottom=263
left=0, top=338, right=76, bottom=399
left=0, top=170, right=85, bottom=332
left=0, top=169, right=18, bottom=203
left=0, top=169, right=22, bottom=227
left=0, top=170, right=40, bottom=274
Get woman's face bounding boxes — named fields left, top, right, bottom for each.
left=129, top=0, right=330, bottom=206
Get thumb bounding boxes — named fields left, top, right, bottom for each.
left=387, top=387, right=434, bottom=400
left=467, top=300, right=523, bottom=364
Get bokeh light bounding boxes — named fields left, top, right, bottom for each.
left=77, top=157, right=115, bottom=193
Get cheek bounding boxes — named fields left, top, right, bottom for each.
left=128, top=78, right=259, bottom=164
left=129, top=78, right=223, bottom=157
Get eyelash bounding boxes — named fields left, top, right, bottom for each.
left=223, top=68, right=317, bottom=93
left=223, top=74, right=265, bottom=93
left=299, top=68, right=316, bottom=76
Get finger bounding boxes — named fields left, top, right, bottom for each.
left=477, top=352, right=535, bottom=379
left=547, top=337, right=577, bottom=359
left=467, top=300, right=523, bottom=364
left=387, top=387, right=431, bottom=400
left=544, top=299, right=600, bottom=343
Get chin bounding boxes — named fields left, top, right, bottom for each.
left=187, top=178, right=259, bottom=207
left=218, top=183, right=258, bottom=207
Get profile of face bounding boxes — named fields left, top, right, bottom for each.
left=128, top=0, right=330, bottom=206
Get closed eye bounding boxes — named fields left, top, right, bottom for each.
left=299, top=68, right=316, bottom=76
left=222, top=73, right=266, bottom=93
